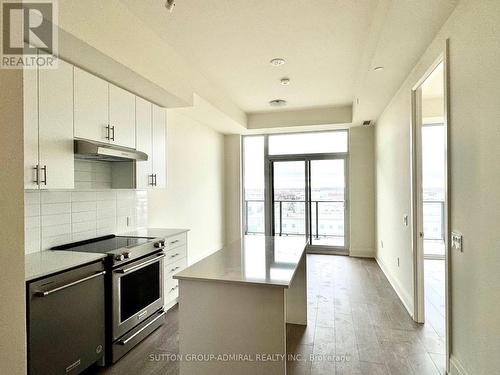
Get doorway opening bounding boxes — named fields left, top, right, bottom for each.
left=411, top=46, right=449, bottom=374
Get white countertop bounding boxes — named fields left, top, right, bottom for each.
left=25, top=251, right=106, bottom=281
left=123, top=228, right=189, bottom=239
left=174, top=235, right=307, bottom=288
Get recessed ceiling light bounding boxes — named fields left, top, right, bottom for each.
left=280, top=78, right=290, bottom=86
left=373, top=66, right=384, bottom=71
left=269, top=99, right=287, bottom=107
left=270, top=58, right=286, bottom=67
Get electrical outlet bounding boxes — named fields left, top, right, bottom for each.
left=451, top=231, right=463, bottom=252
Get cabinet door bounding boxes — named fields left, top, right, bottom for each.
left=109, top=84, right=136, bottom=148
left=23, top=67, right=39, bottom=189
left=74, top=67, right=109, bottom=143
left=152, top=104, right=166, bottom=188
left=38, top=59, right=74, bottom=189
left=135, top=96, right=153, bottom=189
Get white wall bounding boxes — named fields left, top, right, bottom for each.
left=375, top=1, right=500, bottom=374
left=148, top=111, right=225, bottom=264
left=349, top=126, right=376, bottom=257
left=0, top=68, right=26, bottom=373
left=224, top=135, right=242, bottom=244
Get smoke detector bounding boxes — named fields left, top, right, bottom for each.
left=269, top=99, right=287, bottom=107
left=270, top=58, right=286, bottom=67
left=280, top=78, right=290, bottom=86
left=165, top=0, right=176, bottom=12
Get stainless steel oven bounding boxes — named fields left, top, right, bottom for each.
left=112, top=251, right=165, bottom=340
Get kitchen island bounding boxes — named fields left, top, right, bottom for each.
left=173, top=235, right=307, bottom=375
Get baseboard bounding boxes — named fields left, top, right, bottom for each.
left=349, top=248, right=375, bottom=258
left=375, top=256, right=414, bottom=318
left=449, top=355, right=469, bottom=375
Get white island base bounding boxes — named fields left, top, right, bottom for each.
left=175, top=236, right=307, bottom=375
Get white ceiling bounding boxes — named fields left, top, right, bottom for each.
left=120, top=0, right=458, bottom=127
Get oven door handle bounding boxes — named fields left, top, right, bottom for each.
left=114, top=254, right=165, bottom=274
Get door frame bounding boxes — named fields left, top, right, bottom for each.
left=410, top=39, right=450, bottom=372
left=266, top=153, right=349, bottom=253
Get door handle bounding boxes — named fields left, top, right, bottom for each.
left=114, top=253, right=165, bottom=274
left=41, top=165, right=47, bottom=185
left=35, top=271, right=106, bottom=297
left=33, top=165, right=40, bottom=185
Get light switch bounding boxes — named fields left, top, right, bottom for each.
left=451, top=231, right=463, bottom=252
left=403, top=215, right=409, bottom=226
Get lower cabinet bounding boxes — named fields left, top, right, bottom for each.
left=163, top=233, right=188, bottom=310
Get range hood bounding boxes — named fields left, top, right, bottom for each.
left=74, top=139, right=148, bottom=162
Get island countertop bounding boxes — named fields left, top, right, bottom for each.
left=174, top=235, right=306, bottom=288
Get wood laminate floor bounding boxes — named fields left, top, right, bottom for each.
left=83, top=255, right=445, bottom=375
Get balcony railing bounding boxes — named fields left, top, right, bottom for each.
left=244, top=199, right=445, bottom=243
left=244, top=199, right=345, bottom=241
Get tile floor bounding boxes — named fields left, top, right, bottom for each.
left=83, top=254, right=446, bottom=375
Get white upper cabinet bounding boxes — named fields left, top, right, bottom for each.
left=38, top=59, right=74, bottom=189
left=23, top=58, right=74, bottom=190
left=23, top=68, right=39, bottom=189
left=152, top=104, right=167, bottom=188
left=135, top=96, right=153, bottom=189
left=109, top=84, right=136, bottom=148
left=74, top=67, right=109, bottom=143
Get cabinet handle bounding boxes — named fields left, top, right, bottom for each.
left=153, top=174, right=157, bottom=186
left=111, top=126, right=115, bottom=141
left=149, top=174, right=154, bottom=186
left=170, top=285, right=179, bottom=292
left=170, top=240, right=179, bottom=245
left=170, top=266, right=180, bottom=273
left=34, top=271, right=106, bottom=297
left=170, top=253, right=180, bottom=259
left=33, top=165, right=40, bottom=185
left=41, top=165, right=47, bottom=185
left=105, top=125, right=110, bottom=140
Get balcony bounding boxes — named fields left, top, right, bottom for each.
left=244, top=199, right=445, bottom=254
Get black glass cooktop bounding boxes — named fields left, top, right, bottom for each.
left=51, top=235, right=154, bottom=254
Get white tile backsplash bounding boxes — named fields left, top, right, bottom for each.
left=25, top=188, right=147, bottom=253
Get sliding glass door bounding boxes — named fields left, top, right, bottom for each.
left=310, top=159, right=346, bottom=247
left=270, top=156, right=348, bottom=252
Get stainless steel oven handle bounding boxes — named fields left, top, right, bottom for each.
left=35, top=271, right=106, bottom=297
left=115, top=254, right=165, bottom=274
left=117, top=311, right=166, bottom=345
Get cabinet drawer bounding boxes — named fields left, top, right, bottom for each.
left=164, top=257, right=187, bottom=279
left=165, top=278, right=179, bottom=303
left=164, top=233, right=187, bottom=251
left=165, top=245, right=187, bottom=265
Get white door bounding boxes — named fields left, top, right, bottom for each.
left=74, top=67, right=109, bottom=143
left=152, top=104, right=166, bottom=188
left=109, top=84, right=136, bottom=148
left=23, top=67, right=39, bottom=189
left=135, top=96, right=153, bottom=189
left=38, top=59, right=74, bottom=189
